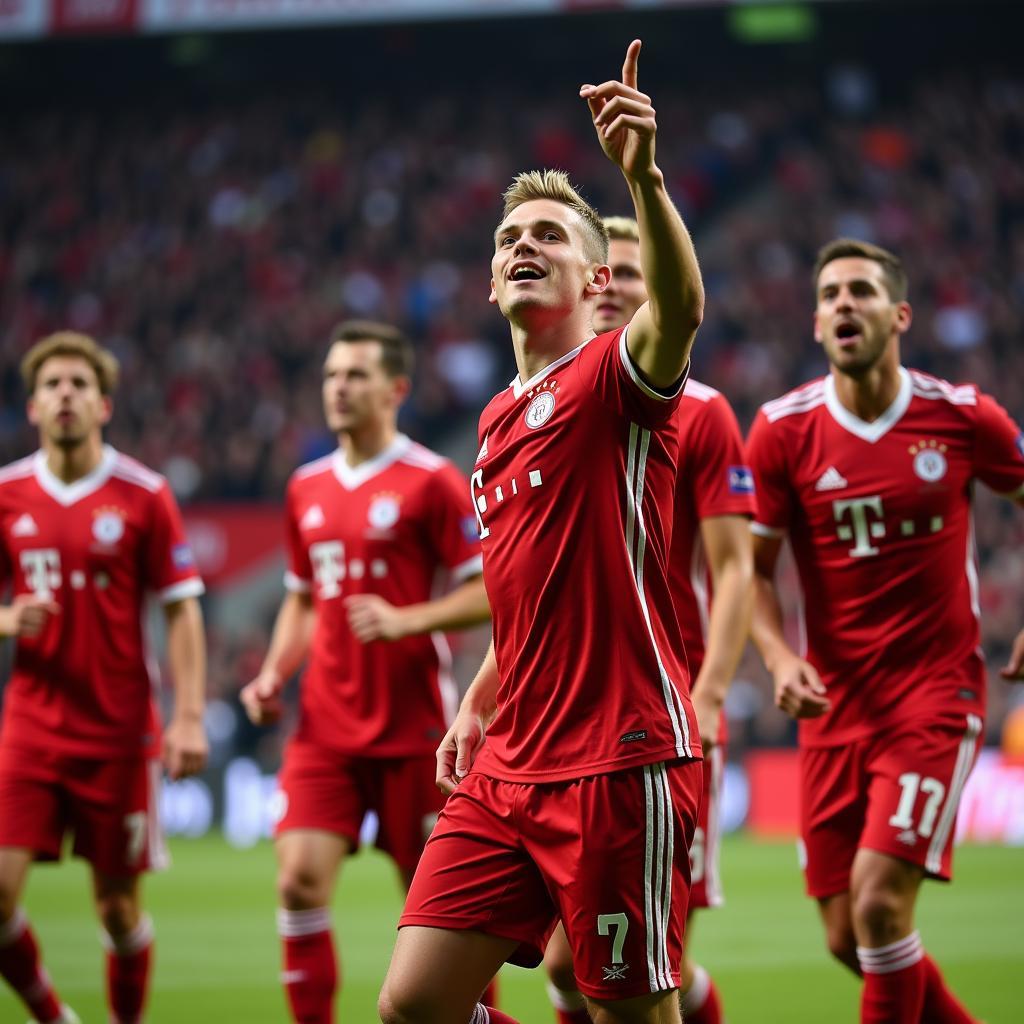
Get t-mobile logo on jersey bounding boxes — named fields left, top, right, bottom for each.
left=470, top=467, right=544, bottom=540
left=20, top=548, right=61, bottom=599
left=309, top=541, right=387, bottom=599
left=832, top=496, right=885, bottom=558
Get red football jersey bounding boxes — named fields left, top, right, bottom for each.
left=471, top=326, right=701, bottom=784
left=0, top=446, right=204, bottom=759
left=669, top=381, right=756, bottom=743
left=746, top=368, right=1024, bottom=748
left=284, top=435, right=482, bottom=757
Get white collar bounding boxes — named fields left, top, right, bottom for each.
left=34, top=444, right=117, bottom=507
left=511, top=340, right=589, bottom=400
left=823, top=366, right=912, bottom=444
left=331, top=434, right=411, bottom=490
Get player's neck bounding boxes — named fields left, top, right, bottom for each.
left=511, top=317, right=594, bottom=384
left=338, top=424, right=398, bottom=468
left=830, top=360, right=904, bottom=422
left=42, top=435, right=105, bottom=484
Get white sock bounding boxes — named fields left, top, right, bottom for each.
left=547, top=980, right=587, bottom=1011
left=680, top=963, right=711, bottom=1013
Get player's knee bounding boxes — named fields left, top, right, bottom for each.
left=96, top=892, right=139, bottom=938
left=543, top=946, right=577, bottom=992
left=277, top=863, right=327, bottom=910
left=852, top=885, right=906, bottom=943
left=824, top=925, right=858, bottom=971
left=377, top=981, right=423, bottom=1024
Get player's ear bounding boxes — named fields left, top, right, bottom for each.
left=813, top=312, right=824, bottom=345
left=895, top=300, right=912, bottom=334
left=488, top=277, right=498, bottom=305
left=26, top=398, right=39, bottom=426
left=392, top=375, right=412, bottom=406
left=585, top=264, right=611, bottom=296
left=99, top=395, right=113, bottom=426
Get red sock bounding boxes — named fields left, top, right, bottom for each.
left=680, top=964, right=723, bottom=1024
left=921, top=955, right=977, bottom=1023
left=278, top=908, right=337, bottom=1024
left=858, top=932, right=925, bottom=1023
left=481, top=977, right=499, bottom=1007
left=471, top=1007, right=521, bottom=1024
left=102, top=914, right=154, bottom=1024
left=546, top=979, right=590, bottom=1022
left=0, top=909, right=63, bottom=1023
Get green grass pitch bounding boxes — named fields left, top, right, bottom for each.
left=2, top=834, right=1021, bottom=1022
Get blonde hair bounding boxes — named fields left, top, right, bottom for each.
left=21, top=332, right=120, bottom=395
left=501, top=169, right=608, bottom=263
left=603, top=216, right=640, bottom=243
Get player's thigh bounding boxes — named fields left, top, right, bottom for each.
left=273, top=741, right=366, bottom=851
left=862, top=713, right=983, bottom=881
left=69, top=756, right=166, bottom=876
left=543, top=922, right=577, bottom=990
left=0, top=742, right=66, bottom=866
left=799, top=742, right=869, bottom=900
left=367, top=753, right=445, bottom=882
left=587, top=988, right=681, bottom=1024
left=380, top=925, right=519, bottom=1022
left=539, top=760, right=701, bottom=1003
left=688, top=743, right=725, bottom=912
left=400, top=773, right=557, bottom=969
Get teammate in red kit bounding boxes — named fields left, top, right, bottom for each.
left=541, top=216, right=753, bottom=1024
left=240, top=320, right=489, bottom=1024
left=747, top=239, right=1024, bottom=1024
left=379, top=41, right=705, bottom=1024
left=0, top=332, right=208, bottom=1024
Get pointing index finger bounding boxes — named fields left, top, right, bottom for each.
left=622, top=38, right=641, bottom=90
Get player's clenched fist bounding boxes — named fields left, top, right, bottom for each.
left=773, top=653, right=831, bottom=719
left=0, top=594, right=61, bottom=638
left=240, top=667, right=285, bottom=725
left=580, top=39, right=658, bottom=181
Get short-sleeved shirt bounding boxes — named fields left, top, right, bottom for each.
left=284, top=435, right=482, bottom=758
left=471, top=326, right=701, bottom=783
left=746, top=368, right=1024, bottom=748
left=0, top=446, right=204, bottom=759
left=669, top=381, right=756, bottom=703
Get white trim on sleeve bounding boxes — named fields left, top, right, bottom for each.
left=157, top=578, right=205, bottom=604
left=450, top=554, right=484, bottom=584
left=618, top=325, right=689, bottom=402
left=750, top=522, right=786, bottom=539
left=284, top=571, right=313, bottom=594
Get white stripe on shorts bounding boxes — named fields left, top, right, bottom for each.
left=925, top=714, right=982, bottom=874
left=643, top=763, right=674, bottom=991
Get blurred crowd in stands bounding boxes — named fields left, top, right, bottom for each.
left=2, top=53, right=1022, bottom=753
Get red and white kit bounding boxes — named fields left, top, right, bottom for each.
left=746, top=368, right=1024, bottom=894
left=670, top=380, right=755, bottom=908
left=0, top=445, right=204, bottom=873
left=401, top=327, right=703, bottom=999
left=275, top=435, right=481, bottom=864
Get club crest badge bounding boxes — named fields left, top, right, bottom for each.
left=368, top=494, right=401, bottom=530
left=525, top=391, right=556, bottom=429
left=909, top=441, right=948, bottom=483
left=92, top=510, right=125, bottom=545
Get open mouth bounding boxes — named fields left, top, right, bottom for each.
left=835, top=321, right=862, bottom=344
left=509, top=263, right=545, bottom=282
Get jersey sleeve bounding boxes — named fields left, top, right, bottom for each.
left=972, top=393, right=1024, bottom=500
left=683, top=395, right=756, bottom=520
left=424, top=463, right=483, bottom=583
left=283, top=477, right=313, bottom=594
left=745, top=409, right=793, bottom=539
left=576, top=326, right=688, bottom=429
left=145, top=483, right=206, bottom=604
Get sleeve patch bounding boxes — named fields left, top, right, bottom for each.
left=728, top=465, right=755, bottom=495
left=461, top=515, right=481, bottom=543
left=172, top=543, right=196, bottom=570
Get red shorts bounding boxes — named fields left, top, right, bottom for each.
left=688, top=743, right=724, bottom=910
left=400, top=760, right=702, bottom=1001
left=273, top=741, right=445, bottom=872
left=800, top=713, right=984, bottom=899
left=0, top=743, right=168, bottom=875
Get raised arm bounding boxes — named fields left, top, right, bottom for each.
left=751, top=532, right=830, bottom=720
left=239, top=589, right=315, bottom=726
left=581, top=39, right=704, bottom=388
left=162, top=595, right=209, bottom=780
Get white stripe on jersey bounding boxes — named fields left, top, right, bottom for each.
left=689, top=538, right=711, bottom=646
left=294, top=453, right=334, bottom=480
left=966, top=512, right=981, bottom=621
left=112, top=453, right=163, bottom=493
left=147, top=760, right=171, bottom=872
left=762, top=381, right=826, bottom=422
left=0, top=454, right=36, bottom=485
left=624, top=424, right=691, bottom=759
left=925, top=714, right=982, bottom=874
left=681, top=379, right=718, bottom=404
left=909, top=371, right=977, bottom=406
left=643, top=763, right=675, bottom=991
